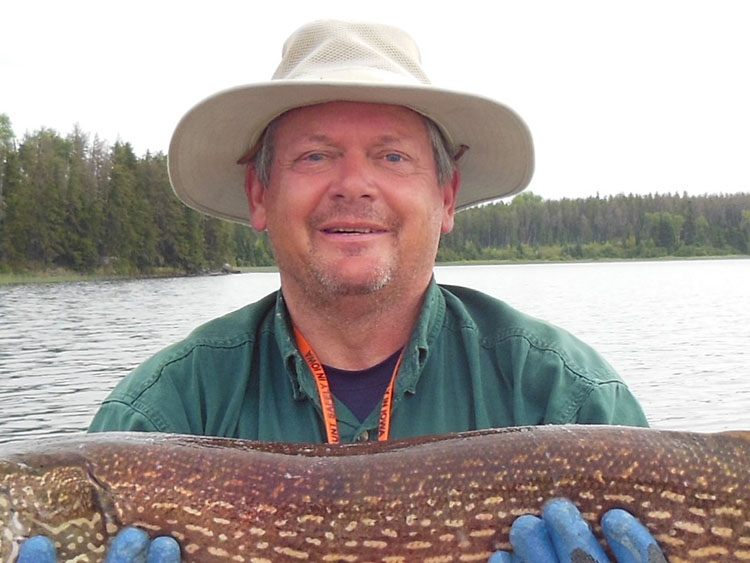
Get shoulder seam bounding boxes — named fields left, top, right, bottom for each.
left=99, top=398, right=170, bottom=432
left=488, top=329, right=623, bottom=386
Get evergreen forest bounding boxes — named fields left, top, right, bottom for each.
left=1, top=115, right=748, bottom=276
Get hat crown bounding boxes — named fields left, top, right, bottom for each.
left=273, top=20, right=431, bottom=86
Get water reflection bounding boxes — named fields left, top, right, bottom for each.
left=1, top=260, right=749, bottom=442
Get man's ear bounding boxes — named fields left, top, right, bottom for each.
left=440, top=169, right=461, bottom=234
left=245, top=165, right=268, bottom=231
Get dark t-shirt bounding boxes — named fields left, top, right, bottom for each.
left=324, top=349, right=402, bottom=422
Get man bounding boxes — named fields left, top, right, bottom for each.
left=89, top=21, right=647, bottom=440
left=22, top=20, right=662, bottom=563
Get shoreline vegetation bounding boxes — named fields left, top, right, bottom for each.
left=1, top=116, right=749, bottom=285
left=2, top=255, right=747, bottom=287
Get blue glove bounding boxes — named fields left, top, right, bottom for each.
left=19, top=528, right=181, bottom=563
left=488, top=498, right=666, bottom=563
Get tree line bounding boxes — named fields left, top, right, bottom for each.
left=1, top=115, right=748, bottom=275
left=439, top=191, right=750, bottom=262
left=0, top=116, right=274, bottom=275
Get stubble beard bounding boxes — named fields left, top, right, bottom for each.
left=271, top=203, right=403, bottom=301
left=308, top=251, right=396, bottom=297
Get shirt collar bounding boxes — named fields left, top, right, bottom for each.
left=273, top=278, right=447, bottom=401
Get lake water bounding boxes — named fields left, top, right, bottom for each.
left=1, top=259, right=749, bottom=443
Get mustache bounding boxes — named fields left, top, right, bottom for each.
left=308, top=200, right=398, bottom=229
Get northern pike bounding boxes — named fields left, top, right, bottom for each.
left=1, top=425, right=749, bottom=562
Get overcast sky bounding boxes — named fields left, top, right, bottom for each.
left=2, top=0, right=748, bottom=200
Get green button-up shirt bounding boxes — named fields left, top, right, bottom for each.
left=89, top=281, right=648, bottom=441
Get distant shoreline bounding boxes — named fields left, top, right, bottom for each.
left=2, top=256, right=747, bottom=286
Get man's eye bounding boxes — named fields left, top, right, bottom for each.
left=384, top=153, right=403, bottom=163
left=305, top=153, right=325, bottom=162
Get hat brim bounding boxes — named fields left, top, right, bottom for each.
left=168, top=81, right=534, bottom=225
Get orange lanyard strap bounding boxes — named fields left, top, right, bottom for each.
left=294, top=327, right=403, bottom=444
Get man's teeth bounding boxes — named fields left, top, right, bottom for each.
left=328, top=228, right=375, bottom=234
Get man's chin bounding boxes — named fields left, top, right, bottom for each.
left=313, top=267, right=394, bottom=297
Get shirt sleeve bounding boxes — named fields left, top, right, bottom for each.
left=574, top=380, right=650, bottom=427
left=88, top=401, right=165, bottom=432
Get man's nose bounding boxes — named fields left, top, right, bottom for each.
left=330, top=154, right=377, bottom=200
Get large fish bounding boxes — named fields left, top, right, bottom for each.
left=1, top=425, right=749, bottom=562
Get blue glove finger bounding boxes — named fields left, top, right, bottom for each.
left=18, top=536, right=56, bottom=563
left=601, top=509, right=667, bottom=563
left=509, top=514, right=559, bottom=563
left=542, top=498, right=610, bottom=563
left=147, top=536, right=182, bottom=563
left=106, top=527, right=150, bottom=563
left=488, top=551, right=521, bottom=563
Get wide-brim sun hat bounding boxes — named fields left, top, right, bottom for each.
left=168, top=20, right=534, bottom=225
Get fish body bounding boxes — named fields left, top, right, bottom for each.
left=1, top=425, right=749, bottom=562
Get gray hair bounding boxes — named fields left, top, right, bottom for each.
left=253, top=111, right=456, bottom=188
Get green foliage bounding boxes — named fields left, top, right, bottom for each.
left=440, top=192, right=750, bottom=263
left=0, top=123, right=276, bottom=275
left=1, top=119, right=748, bottom=275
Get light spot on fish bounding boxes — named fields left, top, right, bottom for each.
left=661, top=490, right=686, bottom=503
left=363, top=540, right=387, bottom=549
left=184, top=543, right=200, bottom=554
left=406, top=541, right=431, bottom=549
left=182, top=506, right=201, bottom=516
left=654, top=533, right=685, bottom=547
left=459, top=553, right=494, bottom=561
left=674, top=521, right=705, bottom=534
left=688, top=546, right=729, bottom=557
left=322, top=555, right=358, bottom=562
left=510, top=508, right=536, bottom=517
left=382, top=528, right=398, bottom=538
left=714, top=506, right=743, bottom=517
left=274, top=546, right=309, bottom=559
left=647, top=511, right=671, bottom=519
left=603, top=493, right=636, bottom=503
left=185, top=524, right=214, bottom=537
left=214, top=517, right=231, bottom=525
left=711, top=526, right=733, bottom=538
left=469, top=528, right=497, bottom=538
left=475, top=512, right=493, bottom=521
left=299, top=515, right=324, bottom=524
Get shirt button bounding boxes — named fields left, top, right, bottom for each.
left=357, top=431, right=369, bottom=442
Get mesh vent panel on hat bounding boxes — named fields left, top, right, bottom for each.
left=274, top=20, right=430, bottom=84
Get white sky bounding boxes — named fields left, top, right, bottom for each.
left=2, top=0, right=748, bottom=200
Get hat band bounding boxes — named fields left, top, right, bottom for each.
left=283, top=66, right=429, bottom=86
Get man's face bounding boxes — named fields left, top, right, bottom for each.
left=248, top=101, right=459, bottom=300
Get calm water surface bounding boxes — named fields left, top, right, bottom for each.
left=1, top=259, right=748, bottom=442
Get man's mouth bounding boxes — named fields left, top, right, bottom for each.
left=323, top=227, right=383, bottom=235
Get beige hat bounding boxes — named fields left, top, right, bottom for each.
left=168, top=20, right=534, bottom=225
